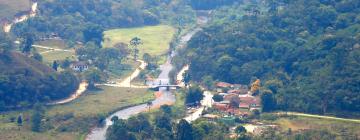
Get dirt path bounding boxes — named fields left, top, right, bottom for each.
left=274, top=112, right=360, bottom=123
left=47, top=81, right=88, bottom=105
left=176, top=65, right=189, bottom=87
left=97, top=59, right=149, bottom=88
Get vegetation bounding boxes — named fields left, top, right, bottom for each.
left=0, top=50, right=79, bottom=110
left=11, top=0, right=195, bottom=45
left=185, top=85, right=204, bottom=106
left=0, top=0, right=31, bottom=19
left=182, top=0, right=360, bottom=115
left=103, top=25, right=176, bottom=57
left=0, top=86, right=154, bottom=139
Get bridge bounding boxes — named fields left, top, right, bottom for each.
left=149, top=84, right=183, bottom=91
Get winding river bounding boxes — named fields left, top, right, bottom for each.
left=86, top=13, right=210, bottom=140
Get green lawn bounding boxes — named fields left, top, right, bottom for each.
left=0, top=0, right=30, bottom=19
left=41, top=51, right=76, bottom=64
left=103, top=25, right=176, bottom=57
left=0, top=86, right=155, bottom=140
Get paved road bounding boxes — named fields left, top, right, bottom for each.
left=184, top=91, right=213, bottom=122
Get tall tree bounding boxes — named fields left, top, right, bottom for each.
left=21, top=33, right=34, bottom=54
left=176, top=119, right=193, bottom=140
left=52, top=61, right=59, bottom=71
left=130, top=37, right=142, bottom=60
left=17, top=115, right=23, bottom=126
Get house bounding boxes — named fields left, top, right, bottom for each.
left=239, top=96, right=261, bottom=111
left=71, top=61, right=89, bottom=72
left=213, top=103, right=230, bottom=111
left=216, top=82, right=232, bottom=88
left=223, top=93, right=239, bottom=101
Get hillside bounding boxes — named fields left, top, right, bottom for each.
left=0, top=0, right=31, bottom=20
left=182, top=0, right=360, bottom=115
left=0, top=51, right=79, bottom=110
left=0, top=51, right=53, bottom=76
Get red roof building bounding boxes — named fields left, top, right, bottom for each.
left=216, top=82, right=232, bottom=88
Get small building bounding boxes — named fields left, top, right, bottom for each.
left=71, top=61, right=89, bottom=72
left=223, top=93, right=239, bottom=102
left=216, top=82, right=232, bottom=88
left=239, top=96, right=261, bottom=111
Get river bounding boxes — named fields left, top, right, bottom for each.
left=86, top=12, right=210, bottom=140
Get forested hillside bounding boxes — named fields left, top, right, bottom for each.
left=183, top=0, right=360, bottom=115
left=0, top=32, right=79, bottom=111
left=11, top=0, right=196, bottom=45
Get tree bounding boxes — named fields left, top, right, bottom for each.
left=235, top=125, right=246, bottom=134
left=182, top=70, right=191, bottom=87
left=84, top=69, right=104, bottom=89
left=212, top=94, right=224, bottom=102
left=155, top=114, right=172, bottom=131
left=31, top=52, right=43, bottom=62
left=250, top=79, right=261, bottom=94
left=160, top=105, right=172, bottom=115
left=143, top=53, right=152, bottom=64
left=147, top=101, right=153, bottom=111
left=130, top=37, right=142, bottom=60
left=60, top=58, right=71, bottom=69
left=31, top=104, right=44, bottom=132
left=176, top=119, right=193, bottom=140
left=185, top=85, right=204, bottom=105
left=52, top=61, right=59, bottom=71
left=83, top=24, right=104, bottom=45
left=260, top=90, right=276, bottom=112
left=21, top=33, right=34, bottom=54
left=17, top=115, right=23, bottom=126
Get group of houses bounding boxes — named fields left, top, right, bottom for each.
left=212, top=82, right=262, bottom=117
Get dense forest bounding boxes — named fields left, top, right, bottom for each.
left=11, top=0, right=196, bottom=46
left=183, top=0, right=360, bottom=115
left=0, top=31, right=79, bottom=111
left=188, top=0, right=239, bottom=10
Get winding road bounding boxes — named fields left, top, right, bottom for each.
left=47, top=81, right=89, bottom=105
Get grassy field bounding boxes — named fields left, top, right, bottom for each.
left=273, top=116, right=360, bottom=137
left=0, top=86, right=155, bottom=140
left=0, top=0, right=31, bottom=19
left=103, top=25, right=176, bottom=57
left=41, top=51, right=76, bottom=64
left=36, top=40, right=69, bottom=50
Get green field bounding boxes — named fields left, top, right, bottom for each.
left=41, top=51, right=76, bottom=64
left=0, top=86, right=155, bottom=140
left=36, top=40, right=69, bottom=50
left=0, top=0, right=31, bottom=19
left=103, top=25, right=176, bottom=57
left=272, top=116, right=360, bottom=137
